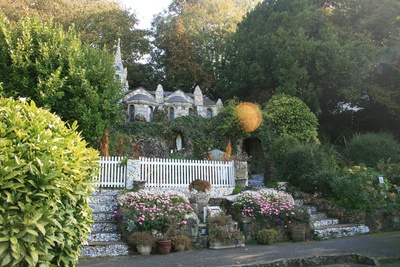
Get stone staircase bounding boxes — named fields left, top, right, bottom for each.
left=301, top=202, right=370, bottom=240
left=80, top=189, right=129, bottom=258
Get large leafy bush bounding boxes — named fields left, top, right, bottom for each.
left=0, top=14, right=122, bottom=146
left=0, top=98, right=99, bottom=266
left=329, top=166, right=386, bottom=212
left=345, top=132, right=400, bottom=167
left=277, top=143, right=337, bottom=193
left=263, top=94, right=319, bottom=143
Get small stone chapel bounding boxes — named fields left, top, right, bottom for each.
left=114, top=40, right=223, bottom=123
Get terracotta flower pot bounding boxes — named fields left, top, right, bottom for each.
left=156, top=240, right=172, bottom=255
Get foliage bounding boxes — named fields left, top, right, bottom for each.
left=188, top=179, right=212, bottom=193
left=213, top=0, right=400, bottom=141
left=0, top=98, right=99, bottom=266
left=216, top=0, right=369, bottom=107
left=267, top=135, right=301, bottom=180
left=127, top=232, right=156, bottom=247
left=171, top=235, right=191, bottom=251
left=263, top=94, right=319, bottom=143
left=169, top=115, right=215, bottom=158
left=231, top=186, right=246, bottom=195
left=256, top=229, right=278, bottom=245
left=277, top=143, right=337, bottom=193
left=232, top=189, right=309, bottom=229
left=207, top=213, right=244, bottom=244
left=0, top=15, right=123, bottom=146
left=377, top=159, right=400, bottom=187
left=116, top=190, right=193, bottom=236
left=345, top=132, right=400, bottom=167
left=329, top=166, right=387, bottom=212
left=150, top=0, right=262, bottom=92
left=209, top=99, right=246, bottom=146
left=123, top=122, right=168, bottom=140
left=0, top=0, right=151, bottom=88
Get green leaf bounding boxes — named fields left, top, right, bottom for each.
left=25, top=228, right=39, bottom=236
left=1, top=253, right=12, bottom=267
left=36, top=224, right=46, bottom=236
left=9, top=236, right=17, bottom=245
left=0, top=242, right=9, bottom=256
left=30, top=250, right=39, bottom=265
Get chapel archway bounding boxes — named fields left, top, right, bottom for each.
left=242, top=137, right=267, bottom=179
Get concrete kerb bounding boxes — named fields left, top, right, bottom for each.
left=223, top=254, right=380, bottom=267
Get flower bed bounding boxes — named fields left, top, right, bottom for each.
left=115, top=189, right=194, bottom=235
left=232, top=189, right=308, bottom=229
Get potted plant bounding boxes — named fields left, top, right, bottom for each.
left=155, top=231, right=173, bottom=255
left=189, top=179, right=211, bottom=193
left=189, top=179, right=212, bottom=203
left=171, top=235, right=191, bottom=252
left=127, top=232, right=156, bottom=255
left=207, top=213, right=245, bottom=249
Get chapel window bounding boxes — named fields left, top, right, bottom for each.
left=207, top=108, right=213, bottom=118
left=129, top=105, right=135, bottom=122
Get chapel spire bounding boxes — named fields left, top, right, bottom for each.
left=114, top=38, right=129, bottom=92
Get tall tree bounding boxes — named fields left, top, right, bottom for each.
left=150, top=0, right=262, bottom=93
left=0, top=14, right=123, bottom=146
left=214, top=0, right=378, bottom=140
left=323, top=0, right=400, bottom=137
left=0, top=0, right=150, bottom=88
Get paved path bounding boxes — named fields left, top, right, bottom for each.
left=77, top=232, right=400, bottom=267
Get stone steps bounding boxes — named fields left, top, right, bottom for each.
left=80, top=241, right=129, bottom=258
left=313, top=224, right=370, bottom=239
left=80, top=189, right=129, bottom=258
left=301, top=204, right=369, bottom=240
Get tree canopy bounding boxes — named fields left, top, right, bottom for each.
left=0, top=0, right=151, bottom=87
left=0, top=14, right=123, bottom=146
left=214, top=0, right=400, bottom=140
left=149, top=0, right=262, bottom=93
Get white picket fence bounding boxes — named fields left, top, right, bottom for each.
left=140, top=157, right=235, bottom=188
left=96, top=156, right=127, bottom=188
left=96, top=156, right=235, bottom=188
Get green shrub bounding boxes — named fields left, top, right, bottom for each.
left=345, top=132, right=400, bottom=167
left=277, top=143, right=337, bottom=193
left=263, top=94, right=319, bottom=143
left=256, top=229, right=278, bottom=245
left=267, top=135, right=301, bottom=180
left=329, top=166, right=386, bottom=212
left=0, top=98, right=99, bottom=266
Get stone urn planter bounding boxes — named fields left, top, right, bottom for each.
left=171, top=235, right=191, bottom=252
left=137, top=244, right=152, bottom=255
left=189, top=192, right=211, bottom=204
left=174, top=243, right=185, bottom=252
left=127, top=231, right=155, bottom=255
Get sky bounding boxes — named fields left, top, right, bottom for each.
left=119, top=0, right=172, bottom=29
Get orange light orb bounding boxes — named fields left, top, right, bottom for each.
left=235, top=102, right=263, bottom=133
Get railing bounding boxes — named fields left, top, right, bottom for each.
left=96, top=156, right=236, bottom=188
left=96, top=156, right=126, bottom=188
left=140, top=157, right=235, bottom=188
